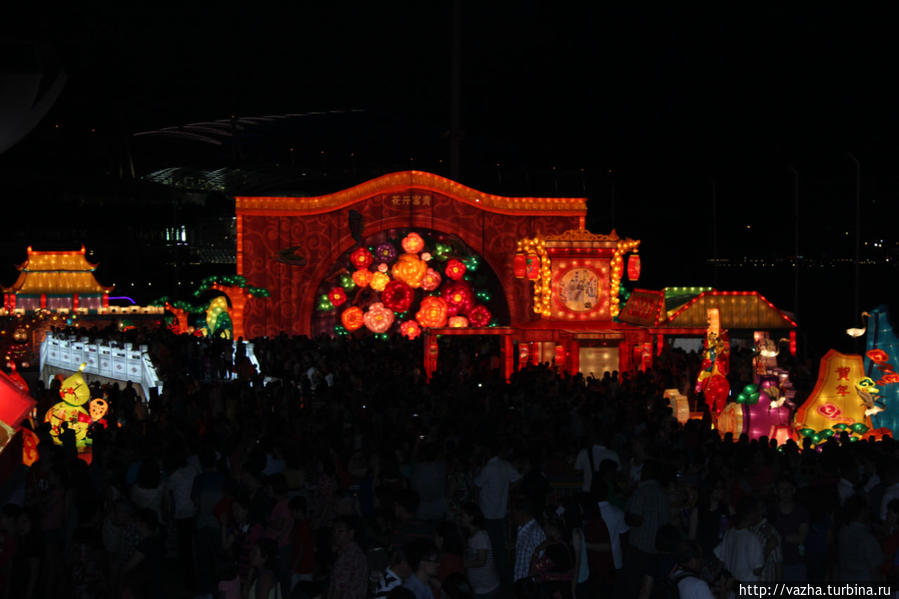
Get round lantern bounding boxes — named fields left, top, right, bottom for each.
left=400, top=320, right=421, bottom=339
left=421, top=268, right=442, bottom=291
left=341, top=306, right=365, bottom=331
left=370, top=271, right=390, bottom=292
left=468, top=304, right=491, bottom=328
left=627, top=252, right=641, bottom=281
left=445, top=259, right=467, bottom=281
left=350, top=247, right=374, bottom=270
left=448, top=316, right=469, bottom=328
left=442, top=281, right=474, bottom=313
left=352, top=269, right=373, bottom=288
left=402, top=232, right=425, bottom=254
left=391, top=253, right=427, bottom=287
left=328, top=287, right=347, bottom=307
left=381, top=280, right=414, bottom=313
left=375, top=242, right=398, bottom=264
left=363, top=302, right=395, bottom=333
left=513, top=253, right=528, bottom=279
left=416, top=296, right=449, bottom=329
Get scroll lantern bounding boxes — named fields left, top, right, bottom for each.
left=627, top=251, right=641, bottom=281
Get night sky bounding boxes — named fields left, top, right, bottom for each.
left=3, top=5, right=898, bottom=353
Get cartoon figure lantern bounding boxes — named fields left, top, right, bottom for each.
left=696, top=323, right=731, bottom=416
left=44, top=363, right=108, bottom=451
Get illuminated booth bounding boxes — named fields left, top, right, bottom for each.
left=235, top=171, right=797, bottom=381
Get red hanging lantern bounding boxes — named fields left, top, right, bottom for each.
left=526, top=255, right=540, bottom=280
left=627, top=252, right=641, bottom=281
left=513, top=253, right=528, bottom=279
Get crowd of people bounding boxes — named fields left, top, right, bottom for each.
left=0, top=325, right=897, bottom=599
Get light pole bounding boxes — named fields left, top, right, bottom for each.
left=789, top=166, right=799, bottom=323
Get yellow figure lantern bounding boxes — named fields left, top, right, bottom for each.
left=44, top=363, right=93, bottom=450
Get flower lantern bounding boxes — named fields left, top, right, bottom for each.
left=400, top=320, right=421, bottom=340
left=341, top=306, right=365, bottom=331
left=352, top=269, right=373, bottom=288
left=421, top=268, right=442, bottom=291
left=392, top=253, right=427, bottom=287
left=377, top=262, right=389, bottom=273
left=416, top=296, right=448, bottom=328
left=445, top=259, right=467, bottom=281
left=448, top=316, right=469, bottom=328
left=421, top=252, right=432, bottom=262
left=442, top=281, right=474, bottom=313
left=468, top=304, right=491, bottom=327
left=381, top=280, right=414, bottom=313
left=350, top=247, right=374, bottom=270
left=513, top=253, right=528, bottom=278
left=370, top=271, right=390, bottom=292
left=363, top=302, right=395, bottom=333
left=328, top=287, right=347, bottom=307
left=401, top=232, right=425, bottom=254
left=627, top=251, right=641, bottom=281
left=375, top=242, right=397, bottom=264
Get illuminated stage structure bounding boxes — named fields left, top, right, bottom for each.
left=236, top=171, right=797, bottom=379
left=2, top=246, right=112, bottom=312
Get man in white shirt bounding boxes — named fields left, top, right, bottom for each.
left=474, top=441, right=521, bottom=584
left=596, top=481, right=629, bottom=571
left=512, top=500, right=545, bottom=583
left=574, top=430, right=620, bottom=493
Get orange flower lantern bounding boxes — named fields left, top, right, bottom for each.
left=350, top=247, right=374, bottom=269
left=341, top=306, right=364, bottom=331
left=445, top=258, right=467, bottom=281
left=421, top=268, right=442, bottom=291
left=370, top=271, right=390, bottom=292
left=448, top=316, right=469, bottom=328
left=391, top=253, right=427, bottom=287
left=363, top=302, right=395, bottom=333
left=416, top=296, right=449, bottom=328
left=352, top=269, right=373, bottom=288
left=401, top=232, right=425, bottom=254
left=328, top=287, right=347, bottom=307
left=400, top=320, right=421, bottom=340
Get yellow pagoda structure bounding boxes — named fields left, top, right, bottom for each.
left=3, top=246, right=113, bottom=312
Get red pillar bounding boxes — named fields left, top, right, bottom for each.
left=569, top=341, right=580, bottom=376
left=618, top=340, right=630, bottom=372
left=502, top=335, right=513, bottom=382
left=40, top=294, right=47, bottom=309
left=530, top=342, right=540, bottom=366
left=73, top=294, right=79, bottom=310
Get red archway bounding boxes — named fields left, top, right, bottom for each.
left=236, top=171, right=586, bottom=337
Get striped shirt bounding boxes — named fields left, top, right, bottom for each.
left=514, top=518, right=546, bottom=582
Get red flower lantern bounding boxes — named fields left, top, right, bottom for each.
left=400, top=320, right=421, bottom=340
left=513, top=253, right=528, bottom=279
left=448, top=316, right=469, bottom=328
left=341, top=306, right=364, bottom=331
left=328, top=287, right=347, bottom=307
left=442, top=281, right=474, bottom=313
left=363, top=302, right=395, bottom=333
left=350, top=247, right=374, bottom=270
left=468, top=304, right=491, bottom=327
left=627, top=252, right=641, bottom=281
left=392, top=253, right=427, bottom=288
left=381, top=280, right=414, bottom=313
left=370, top=271, right=390, bottom=292
left=445, top=258, right=467, bottom=281
left=416, top=296, right=448, bottom=328
left=352, top=269, right=373, bottom=288
left=401, top=232, right=425, bottom=254
left=421, top=268, right=442, bottom=291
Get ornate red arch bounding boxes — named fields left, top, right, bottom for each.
left=236, top=171, right=586, bottom=337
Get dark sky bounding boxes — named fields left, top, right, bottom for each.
left=3, top=4, right=899, bottom=344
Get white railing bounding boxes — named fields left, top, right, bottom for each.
left=40, top=333, right=163, bottom=401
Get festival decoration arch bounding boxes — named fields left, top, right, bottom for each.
left=235, top=171, right=586, bottom=337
